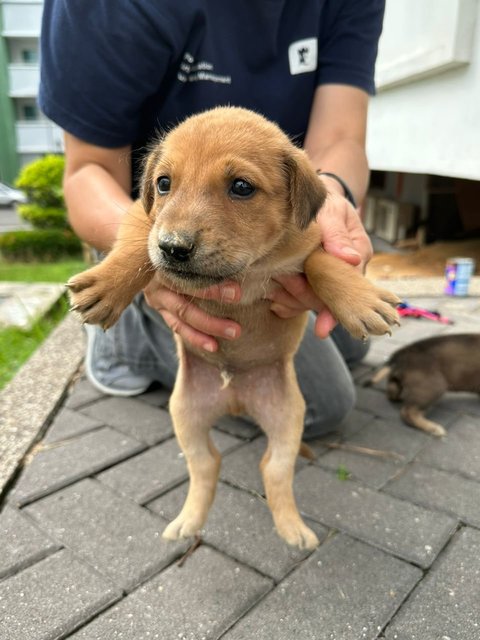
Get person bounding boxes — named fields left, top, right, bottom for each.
left=39, top=0, right=385, bottom=438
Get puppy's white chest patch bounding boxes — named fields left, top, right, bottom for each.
left=220, top=369, right=234, bottom=389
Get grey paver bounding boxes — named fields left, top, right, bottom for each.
left=336, top=407, right=376, bottom=438
left=43, top=407, right=104, bottom=444
left=136, top=386, right=171, bottom=408
left=0, top=548, right=120, bottom=640
left=385, top=527, right=480, bottom=640
left=70, top=545, right=272, bottom=640
left=435, top=391, right=480, bottom=416
left=220, top=436, right=308, bottom=495
left=295, top=466, right=457, bottom=567
left=385, top=462, right=480, bottom=527
left=315, top=448, right=402, bottom=490
left=215, top=414, right=260, bottom=439
left=149, top=481, right=328, bottom=581
left=25, top=478, right=188, bottom=591
left=416, top=414, right=480, bottom=480
left=224, top=533, right=421, bottom=640
left=80, top=396, right=173, bottom=445
left=354, top=386, right=407, bottom=421
left=349, top=417, right=431, bottom=461
left=97, top=430, right=240, bottom=504
left=0, top=505, right=60, bottom=580
left=64, top=377, right=104, bottom=410
left=8, top=427, right=144, bottom=506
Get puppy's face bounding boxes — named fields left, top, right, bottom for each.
left=141, top=107, right=325, bottom=289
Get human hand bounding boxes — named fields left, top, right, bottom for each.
left=143, top=275, right=242, bottom=352
left=268, top=186, right=373, bottom=338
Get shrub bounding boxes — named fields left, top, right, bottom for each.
left=16, top=204, right=69, bottom=230
left=0, top=229, right=82, bottom=262
left=15, top=154, right=65, bottom=208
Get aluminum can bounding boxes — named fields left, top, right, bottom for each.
left=444, top=257, right=475, bottom=296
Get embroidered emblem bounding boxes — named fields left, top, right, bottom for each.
left=288, top=38, right=318, bottom=75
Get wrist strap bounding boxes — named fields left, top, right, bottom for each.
left=316, top=171, right=357, bottom=208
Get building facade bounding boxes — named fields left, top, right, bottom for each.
left=0, top=0, right=62, bottom=184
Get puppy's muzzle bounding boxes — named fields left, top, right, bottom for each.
left=159, top=233, right=196, bottom=264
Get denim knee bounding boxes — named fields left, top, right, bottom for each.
left=303, top=377, right=357, bottom=439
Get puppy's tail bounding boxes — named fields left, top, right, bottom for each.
left=364, top=365, right=391, bottom=387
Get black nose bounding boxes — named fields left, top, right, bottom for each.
left=159, top=236, right=195, bottom=263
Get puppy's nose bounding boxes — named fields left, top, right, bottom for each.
left=159, top=235, right=196, bottom=263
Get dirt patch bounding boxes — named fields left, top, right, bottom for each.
left=367, top=239, right=480, bottom=279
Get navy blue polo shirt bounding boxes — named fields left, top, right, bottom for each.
left=39, top=0, right=384, bottom=186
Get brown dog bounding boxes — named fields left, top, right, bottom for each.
left=68, top=107, right=399, bottom=549
left=370, top=333, right=480, bottom=437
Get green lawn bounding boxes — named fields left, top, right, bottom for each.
left=0, top=259, right=87, bottom=389
left=0, top=258, right=87, bottom=283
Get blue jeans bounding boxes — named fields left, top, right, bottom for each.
left=93, top=294, right=369, bottom=438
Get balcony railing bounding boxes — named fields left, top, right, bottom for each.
left=2, top=2, right=43, bottom=37
left=15, top=121, right=64, bottom=154
left=8, top=64, right=39, bottom=97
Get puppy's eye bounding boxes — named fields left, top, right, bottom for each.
left=230, top=178, right=255, bottom=198
left=157, top=176, right=171, bottom=195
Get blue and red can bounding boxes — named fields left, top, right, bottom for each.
left=444, top=257, right=475, bottom=296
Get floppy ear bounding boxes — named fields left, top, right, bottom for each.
left=140, top=143, right=163, bottom=214
left=285, top=148, right=327, bottom=230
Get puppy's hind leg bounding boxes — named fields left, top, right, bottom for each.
left=400, top=372, right=448, bottom=437
left=247, top=363, right=319, bottom=550
left=162, top=361, right=224, bottom=541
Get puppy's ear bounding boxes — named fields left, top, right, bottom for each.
left=140, top=144, right=163, bottom=214
left=284, top=148, right=327, bottom=230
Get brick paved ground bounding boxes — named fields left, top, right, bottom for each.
left=1, top=295, right=479, bottom=640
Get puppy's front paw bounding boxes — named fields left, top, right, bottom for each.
left=337, top=284, right=400, bottom=340
left=68, top=266, right=127, bottom=329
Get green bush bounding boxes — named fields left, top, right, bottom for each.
left=15, top=154, right=65, bottom=208
left=16, top=204, right=69, bottom=230
left=0, top=229, right=82, bottom=262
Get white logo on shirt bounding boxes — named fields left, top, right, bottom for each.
left=177, top=52, right=232, bottom=84
left=288, top=38, right=318, bottom=75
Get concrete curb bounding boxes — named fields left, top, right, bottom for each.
left=0, top=314, right=85, bottom=498
left=371, top=276, right=480, bottom=298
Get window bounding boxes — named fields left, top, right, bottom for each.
left=21, top=49, right=38, bottom=63
left=22, top=105, right=38, bottom=120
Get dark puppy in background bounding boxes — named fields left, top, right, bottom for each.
left=370, top=334, right=480, bottom=436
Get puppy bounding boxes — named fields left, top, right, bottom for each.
left=370, top=334, right=480, bottom=437
left=68, top=107, right=399, bottom=549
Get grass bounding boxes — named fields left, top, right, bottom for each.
left=0, top=259, right=87, bottom=389
left=0, top=258, right=87, bottom=283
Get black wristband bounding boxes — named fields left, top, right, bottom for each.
left=316, top=171, right=357, bottom=208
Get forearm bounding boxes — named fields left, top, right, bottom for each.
left=304, top=137, right=369, bottom=207
left=64, top=164, right=133, bottom=252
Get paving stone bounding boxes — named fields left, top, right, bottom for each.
left=435, top=391, right=480, bottom=416
left=416, top=414, right=480, bottom=480
left=136, top=385, right=171, bottom=408
left=338, top=408, right=378, bottom=438
left=64, top=377, right=104, bottom=410
left=355, top=386, right=405, bottom=421
left=215, top=414, right=260, bottom=439
left=80, top=396, right=173, bottom=445
left=8, top=427, right=144, bottom=506
left=386, top=319, right=448, bottom=344
left=0, top=505, right=60, bottom=580
left=98, top=430, right=241, bottom=504
left=70, top=545, right=272, bottom=640
left=385, top=463, right=480, bottom=527
left=224, top=533, right=421, bottom=640
left=350, top=417, right=431, bottom=461
left=42, top=407, right=104, bottom=444
left=385, top=527, right=480, bottom=640
left=294, top=466, right=457, bottom=568
left=149, top=481, right=328, bottom=581
left=363, top=335, right=405, bottom=367
left=25, top=478, right=188, bottom=591
left=220, top=436, right=308, bottom=496
left=315, top=448, right=402, bottom=490
left=0, top=548, right=120, bottom=640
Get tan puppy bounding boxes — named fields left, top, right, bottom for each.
left=69, top=107, right=399, bottom=549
